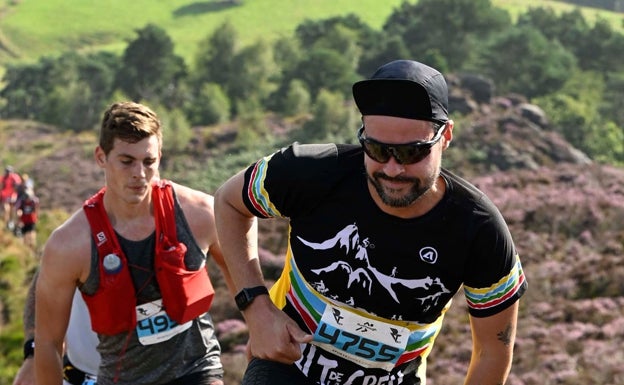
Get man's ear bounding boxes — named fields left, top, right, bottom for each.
left=94, top=146, right=106, bottom=166
left=442, top=120, right=454, bottom=150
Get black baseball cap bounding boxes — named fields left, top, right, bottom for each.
left=352, top=60, right=448, bottom=124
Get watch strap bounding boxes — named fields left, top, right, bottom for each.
left=235, top=285, right=269, bottom=311
left=23, top=338, right=35, bottom=360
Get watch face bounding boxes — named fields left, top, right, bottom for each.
left=235, top=286, right=268, bottom=311
left=235, top=291, right=249, bottom=309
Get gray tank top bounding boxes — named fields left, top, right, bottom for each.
left=80, top=189, right=222, bottom=385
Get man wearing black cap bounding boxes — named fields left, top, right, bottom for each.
left=215, top=60, right=527, bottom=385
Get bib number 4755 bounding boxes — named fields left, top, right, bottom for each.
left=316, top=323, right=401, bottom=362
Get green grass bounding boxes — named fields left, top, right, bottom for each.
left=1, top=0, right=621, bottom=69
left=0, top=0, right=406, bottom=66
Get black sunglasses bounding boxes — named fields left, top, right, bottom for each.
left=357, top=123, right=447, bottom=165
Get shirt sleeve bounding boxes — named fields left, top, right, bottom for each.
left=462, top=199, right=528, bottom=317
left=241, top=143, right=356, bottom=219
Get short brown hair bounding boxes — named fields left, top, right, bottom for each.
left=99, top=102, right=162, bottom=155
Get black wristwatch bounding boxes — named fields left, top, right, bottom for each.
left=235, top=285, right=269, bottom=311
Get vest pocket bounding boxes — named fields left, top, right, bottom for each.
left=156, top=242, right=215, bottom=324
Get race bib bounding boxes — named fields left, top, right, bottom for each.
left=312, top=304, right=410, bottom=371
left=135, top=299, right=192, bottom=345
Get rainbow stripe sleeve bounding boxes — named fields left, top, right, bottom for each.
left=245, top=155, right=283, bottom=218
left=464, top=256, right=526, bottom=315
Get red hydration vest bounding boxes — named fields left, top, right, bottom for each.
left=81, top=180, right=215, bottom=335
left=18, top=197, right=38, bottom=225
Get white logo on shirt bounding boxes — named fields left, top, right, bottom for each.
left=419, top=247, right=438, bottom=264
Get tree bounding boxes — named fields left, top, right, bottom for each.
left=288, top=48, right=358, bottom=101
left=266, top=16, right=368, bottom=115
left=265, top=37, right=303, bottom=114
left=159, top=107, right=193, bottom=154
left=0, top=51, right=119, bottom=130
left=298, top=88, right=357, bottom=143
left=45, top=52, right=119, bottom=131
left=295, top=14, right=377, bottom=74
left=479, top=25, right=576, bottom=98
left=518, top=9, right=624, bottom=74
left=227, top=40, right=276, bottom=115
left=116, top=24, right=187, bottom=106
left=295, top=14, right=376, bottom=52
left=577, top=18, right=624, bottom=73
left=358, top=35, right=411, bottom=78
left=282, top=79, right=311, bottom=117
left=272, top=37, right=302, bottom=75
left=602, top=72, right=624, bottom=129
left=517, top=7, right=589, bottom=50
left=191, top=21, right=266, bottom=116
left=586, top=121, right=624, bottom=164
left=535, top=68, right=624, bottom=164
left=385, top=0, right=511, bottom=71
left=0, top=60, right=55, bottom=120
left=185, top=83, right=230, bottom=126
left=193, top=21, right=238, bottom=88
left=234, top=98, right=270, bottom=151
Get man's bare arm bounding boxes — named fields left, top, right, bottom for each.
left=12, top=271, right=38, bottom=385
left=464, top=302, right=519, bottom=385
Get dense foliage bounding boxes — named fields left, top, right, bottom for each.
left=1, top=1, right=623, bottom=164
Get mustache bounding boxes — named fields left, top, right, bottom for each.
left=372, top=171, right=419, bottom=184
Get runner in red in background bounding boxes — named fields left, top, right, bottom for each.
left=1, top=165, right=22, bottom=227
left=15, top=189, right=39, bottom=250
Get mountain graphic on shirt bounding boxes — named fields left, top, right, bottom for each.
left=297, top=223, right=450, bottom=309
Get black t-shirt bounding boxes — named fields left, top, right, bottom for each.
left=242, top=143, right=527, bottom=385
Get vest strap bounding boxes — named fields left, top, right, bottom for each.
left=153, top=180, right=178, bottom=250
left=83, top=188, right=123, bottom=266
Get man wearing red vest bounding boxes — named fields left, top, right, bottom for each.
left=15, top=189, right=39, bottom=250
left=1, top=165, right=22, bottom=226
left=35, top=101, right=235, bottom=385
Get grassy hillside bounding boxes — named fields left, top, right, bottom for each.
left=0, top=0, right=406, bottom=65
left=1, top=0, right=622, bottom=70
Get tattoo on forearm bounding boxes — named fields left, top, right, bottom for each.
left=497, top=323, right=513, bottom=346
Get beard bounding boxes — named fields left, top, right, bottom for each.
left=368, top=170, right=437, bottom=207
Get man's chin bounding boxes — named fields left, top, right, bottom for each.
left=380, top=196, right=415, bottom=208
left=379, top=184, right=430, bottom=207
left=125, top=190, right=149, bottom=204
left=373, top=186, right=405, bottom=205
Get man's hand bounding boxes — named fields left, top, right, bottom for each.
left=245, top=297, right=313, bottom=364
